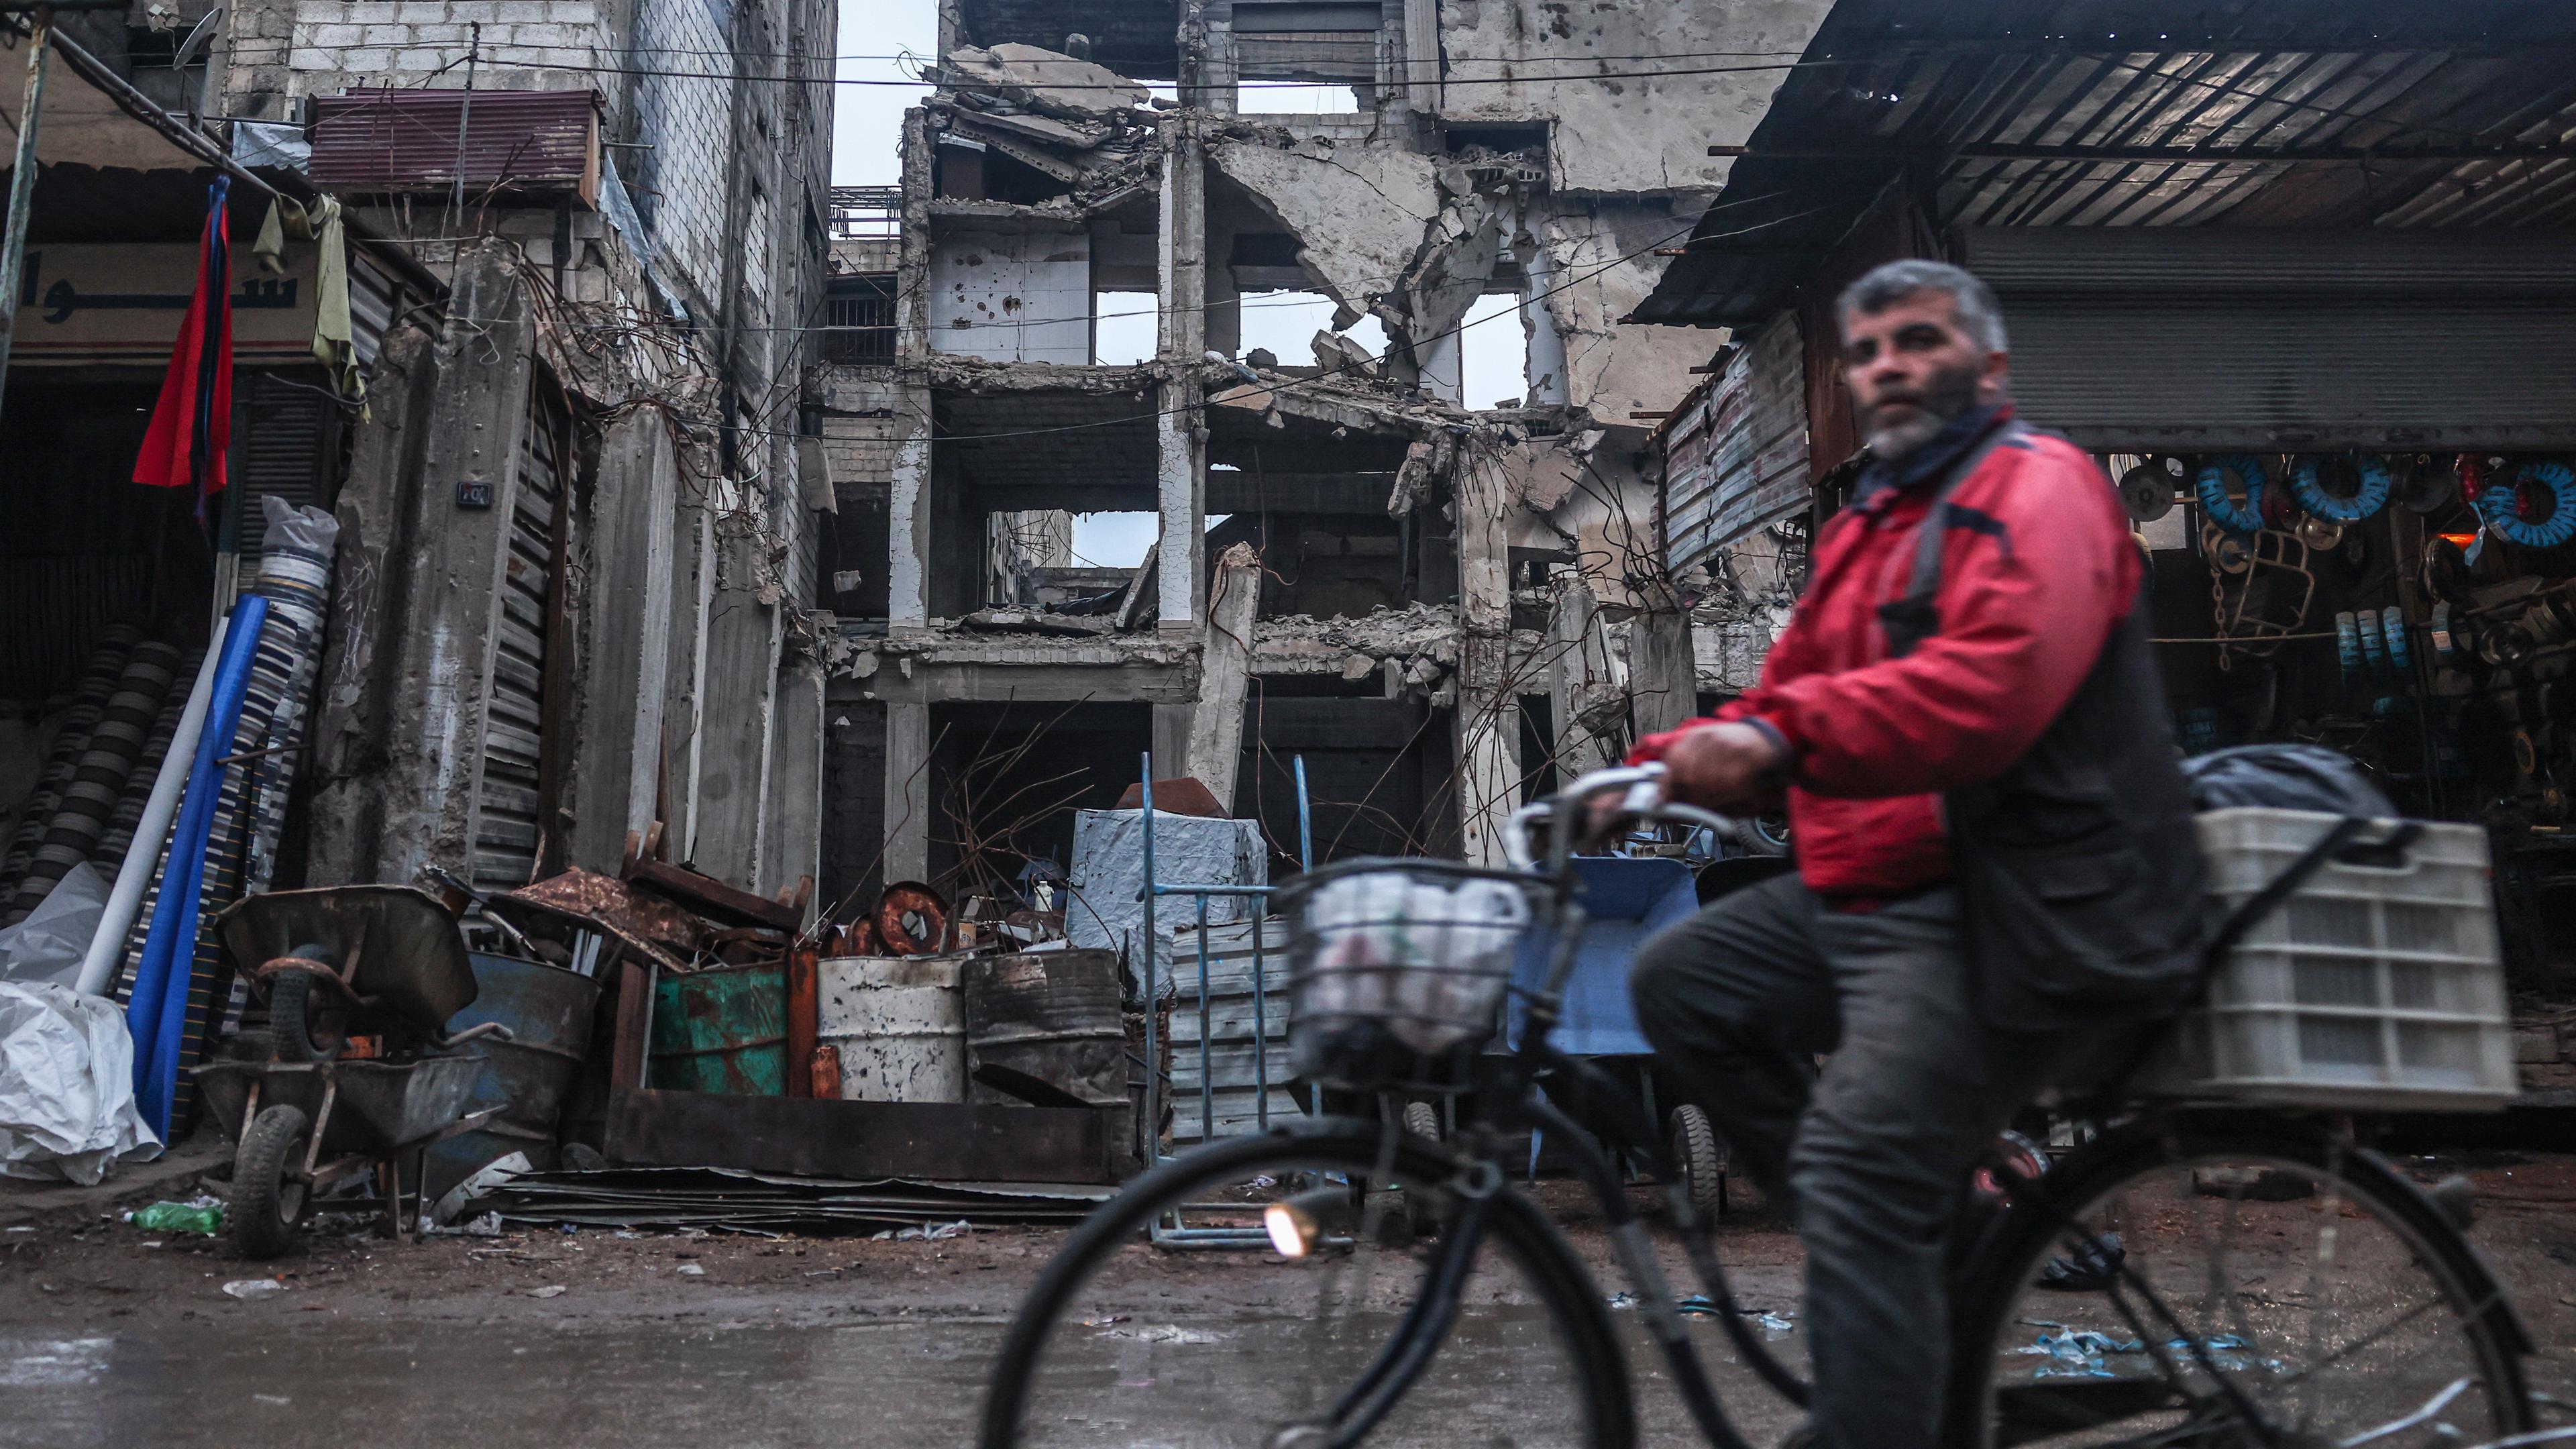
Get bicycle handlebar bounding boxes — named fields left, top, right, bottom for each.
left=1503, top=763, right=1739, bottom=873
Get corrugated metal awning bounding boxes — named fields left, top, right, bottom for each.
left=1638, top=0, right=2576, bottom=329
left=309, top=89, right=602, bottom=205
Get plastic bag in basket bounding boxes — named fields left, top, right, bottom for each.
left=1300, top=871, right=1530, bottom=1055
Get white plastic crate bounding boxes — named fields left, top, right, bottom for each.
left=2141, top=808, right=2514, bottom=1111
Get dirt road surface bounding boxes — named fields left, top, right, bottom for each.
left=4, top=1153, right=2573, bottom=1447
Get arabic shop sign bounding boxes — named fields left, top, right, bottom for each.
left=13, top=244, right=319, bottom=366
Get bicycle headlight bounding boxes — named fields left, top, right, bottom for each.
left=1262, top=1185, right=1349, bottom=1258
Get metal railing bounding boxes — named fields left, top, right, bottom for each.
left=1137, top=753, right=1314, bottom=1249
left=828, top=185, right=901, bottom=239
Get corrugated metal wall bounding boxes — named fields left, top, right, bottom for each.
left=1961, top=228, right=2576, bottom=451
left=1662, top=313, right=1809, bottom=574
left=308, top=89, right=600, bottom=196
left=473, top=394, right=564, bottom=890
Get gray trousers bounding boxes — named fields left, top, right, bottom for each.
left=1629, top=875, right=2073, bottom=1449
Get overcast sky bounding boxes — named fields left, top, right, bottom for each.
left=833, top=2, right=1521, bottom=565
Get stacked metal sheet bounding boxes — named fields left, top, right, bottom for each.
left=465, top=1166, right=1114, bottom=1232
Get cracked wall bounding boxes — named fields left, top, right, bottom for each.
left=1436, top=0, right=1836, bottom=196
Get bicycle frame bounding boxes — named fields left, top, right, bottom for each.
left=1291, top=763, right=1809, bottom=1449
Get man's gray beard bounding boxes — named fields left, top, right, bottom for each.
left=1865, top=410, right=1948, bottom=463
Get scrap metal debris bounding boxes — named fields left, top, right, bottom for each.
left=460, top=1165, right=1114, bottom=1232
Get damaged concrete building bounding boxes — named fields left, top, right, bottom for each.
left=818, top=0, right=1829, bottom=906
left=221, top=0, right=841, bottom=897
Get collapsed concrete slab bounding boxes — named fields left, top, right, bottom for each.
left=941, top=43, right=1151, bottom=119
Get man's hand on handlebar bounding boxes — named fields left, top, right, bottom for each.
left=1665, top=722, right=1790, bottom=813
left=1516, top=757, right=1760, bottom=867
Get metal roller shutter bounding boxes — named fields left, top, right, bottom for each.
left=474, top=394, right=564, bottom=890
left=1957, top=228, right=2576, bottom=453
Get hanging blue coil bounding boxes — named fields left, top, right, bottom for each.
left=2334, top=611, right=2363, bottom=685
left=2287, top=455, right=2392, bottom=523
left=2478, top=460, right=2576, bottom=549
left=2381, top=605, right=2412, bottom=674
left=2195, top=454, right=2268, bottom=533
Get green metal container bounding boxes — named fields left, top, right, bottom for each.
left=648, top=959, right=789, bottom=1095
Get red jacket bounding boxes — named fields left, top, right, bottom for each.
left=1631, top=407, right=2141, bottom=899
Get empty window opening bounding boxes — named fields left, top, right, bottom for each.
left=1238, top=80, right=1362, bottom=113
left=1070, top=510, right=1236, bottom=570
left=1093, top=290, right=1159, bottom=364
left=822, top=274, right=896, bottom=364
left=1458, top=293, right=1529, bottom=410
left=1228, top=290, right=1388, bottom=371
left=1071, top=512, right=1159, bottom=568
left=933, top=138, right=1072, bottom=205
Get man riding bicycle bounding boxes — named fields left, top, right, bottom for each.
left=1624, top=259, right=2206, bottom=1449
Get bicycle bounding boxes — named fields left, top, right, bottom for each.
left=978, top=765, right=2544, bottom=1449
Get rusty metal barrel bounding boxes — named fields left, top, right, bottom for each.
left=422, top=952, right=602, bottom=1202
left=648, top=958, right=789, bottom=1095
left=818, top=956, right=966, bottom=1102
left=962, top=950, right=1124, bottom=1106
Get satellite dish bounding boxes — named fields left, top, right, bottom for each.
left=173, top=5, right=225, bottom=70
left=2116, top=461, right=2174, bottom=522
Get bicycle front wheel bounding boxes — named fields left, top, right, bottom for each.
left=1947, top=1114, right=2534, bottom=1449
left=978, top=1122, right=1635, bottom=1449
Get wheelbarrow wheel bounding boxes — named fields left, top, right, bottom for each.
left=1399, top=1101, right=1444, bottom=1237
left=233, top=1104, right=313, bottom=1260
left=1669, top=1104, right=1725, bottom=1219
left=264, top=969, right=339, bottom=1063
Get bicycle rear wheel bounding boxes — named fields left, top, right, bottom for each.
left=1946, top=1114, right=2533, bottom=1449
left=978, top=1123, right=1634, bottom=1449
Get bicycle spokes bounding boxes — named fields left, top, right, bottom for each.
left=1976, top=1148, right=2520, bottom=1449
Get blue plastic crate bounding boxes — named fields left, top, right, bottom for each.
left=1505, top=855, right=1700, bottom=1057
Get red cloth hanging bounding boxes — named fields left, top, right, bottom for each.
left=133, top=177, right=234, bottom=515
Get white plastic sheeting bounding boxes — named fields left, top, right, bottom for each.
left=1067, top=809, right=1266, bottom=968
left=0, top=982, right=160, bottom=1185
left=0, top=862, right=105, bottom=989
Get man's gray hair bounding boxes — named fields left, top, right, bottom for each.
left=1837, top=259, right=2008, bottom=354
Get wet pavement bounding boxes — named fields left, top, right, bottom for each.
left=0, top=1305, right=1801, bottom=1448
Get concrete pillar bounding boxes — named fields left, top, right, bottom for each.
left=883, top=700, right=931, bottom=883
left=1520, top=221, right=1570, bottom=408
left=304, top=322, right=440, bottom=886
left=690, top=490, right=782, bottom=885
left=1150, top=704, right=1192, bottom=787
left=1419, top=329, right=1464, bottom=405
left=1155, top=116, right=1208, bottom=633
left=564, top=411, right=679, bottom=875
left=1401, top=0, right=1442, bottom=114
left=1185, top=541, right=1261, bottom=806
left=1203, top=217, right=1242, bottom=358
left=1546, top=575, right=1621, bottom=778
left=374, top=244, right=538, bottom=887
left=761, top=646, right=824, bottom=903
left=1452, top=442, right=1519, bottom=865
left=662, top=496, right=714, bottom=859
left=890, top=104, right=936, bottom=635
left=1629, top=591, right=1699, bottom=741
left=1177, top=0, right=1234, bottom=113
left=887, top=423, right=931, bottom=629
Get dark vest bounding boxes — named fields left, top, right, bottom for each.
left=1885, top=423, right=2208, bottom=1032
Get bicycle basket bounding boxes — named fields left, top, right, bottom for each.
left=1276, top=858, right=1548, bottom=1090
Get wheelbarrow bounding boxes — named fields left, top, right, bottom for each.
left=193, top=1055, right=503, bottom=1257
left=200, top=885, right=515, bottom=1258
